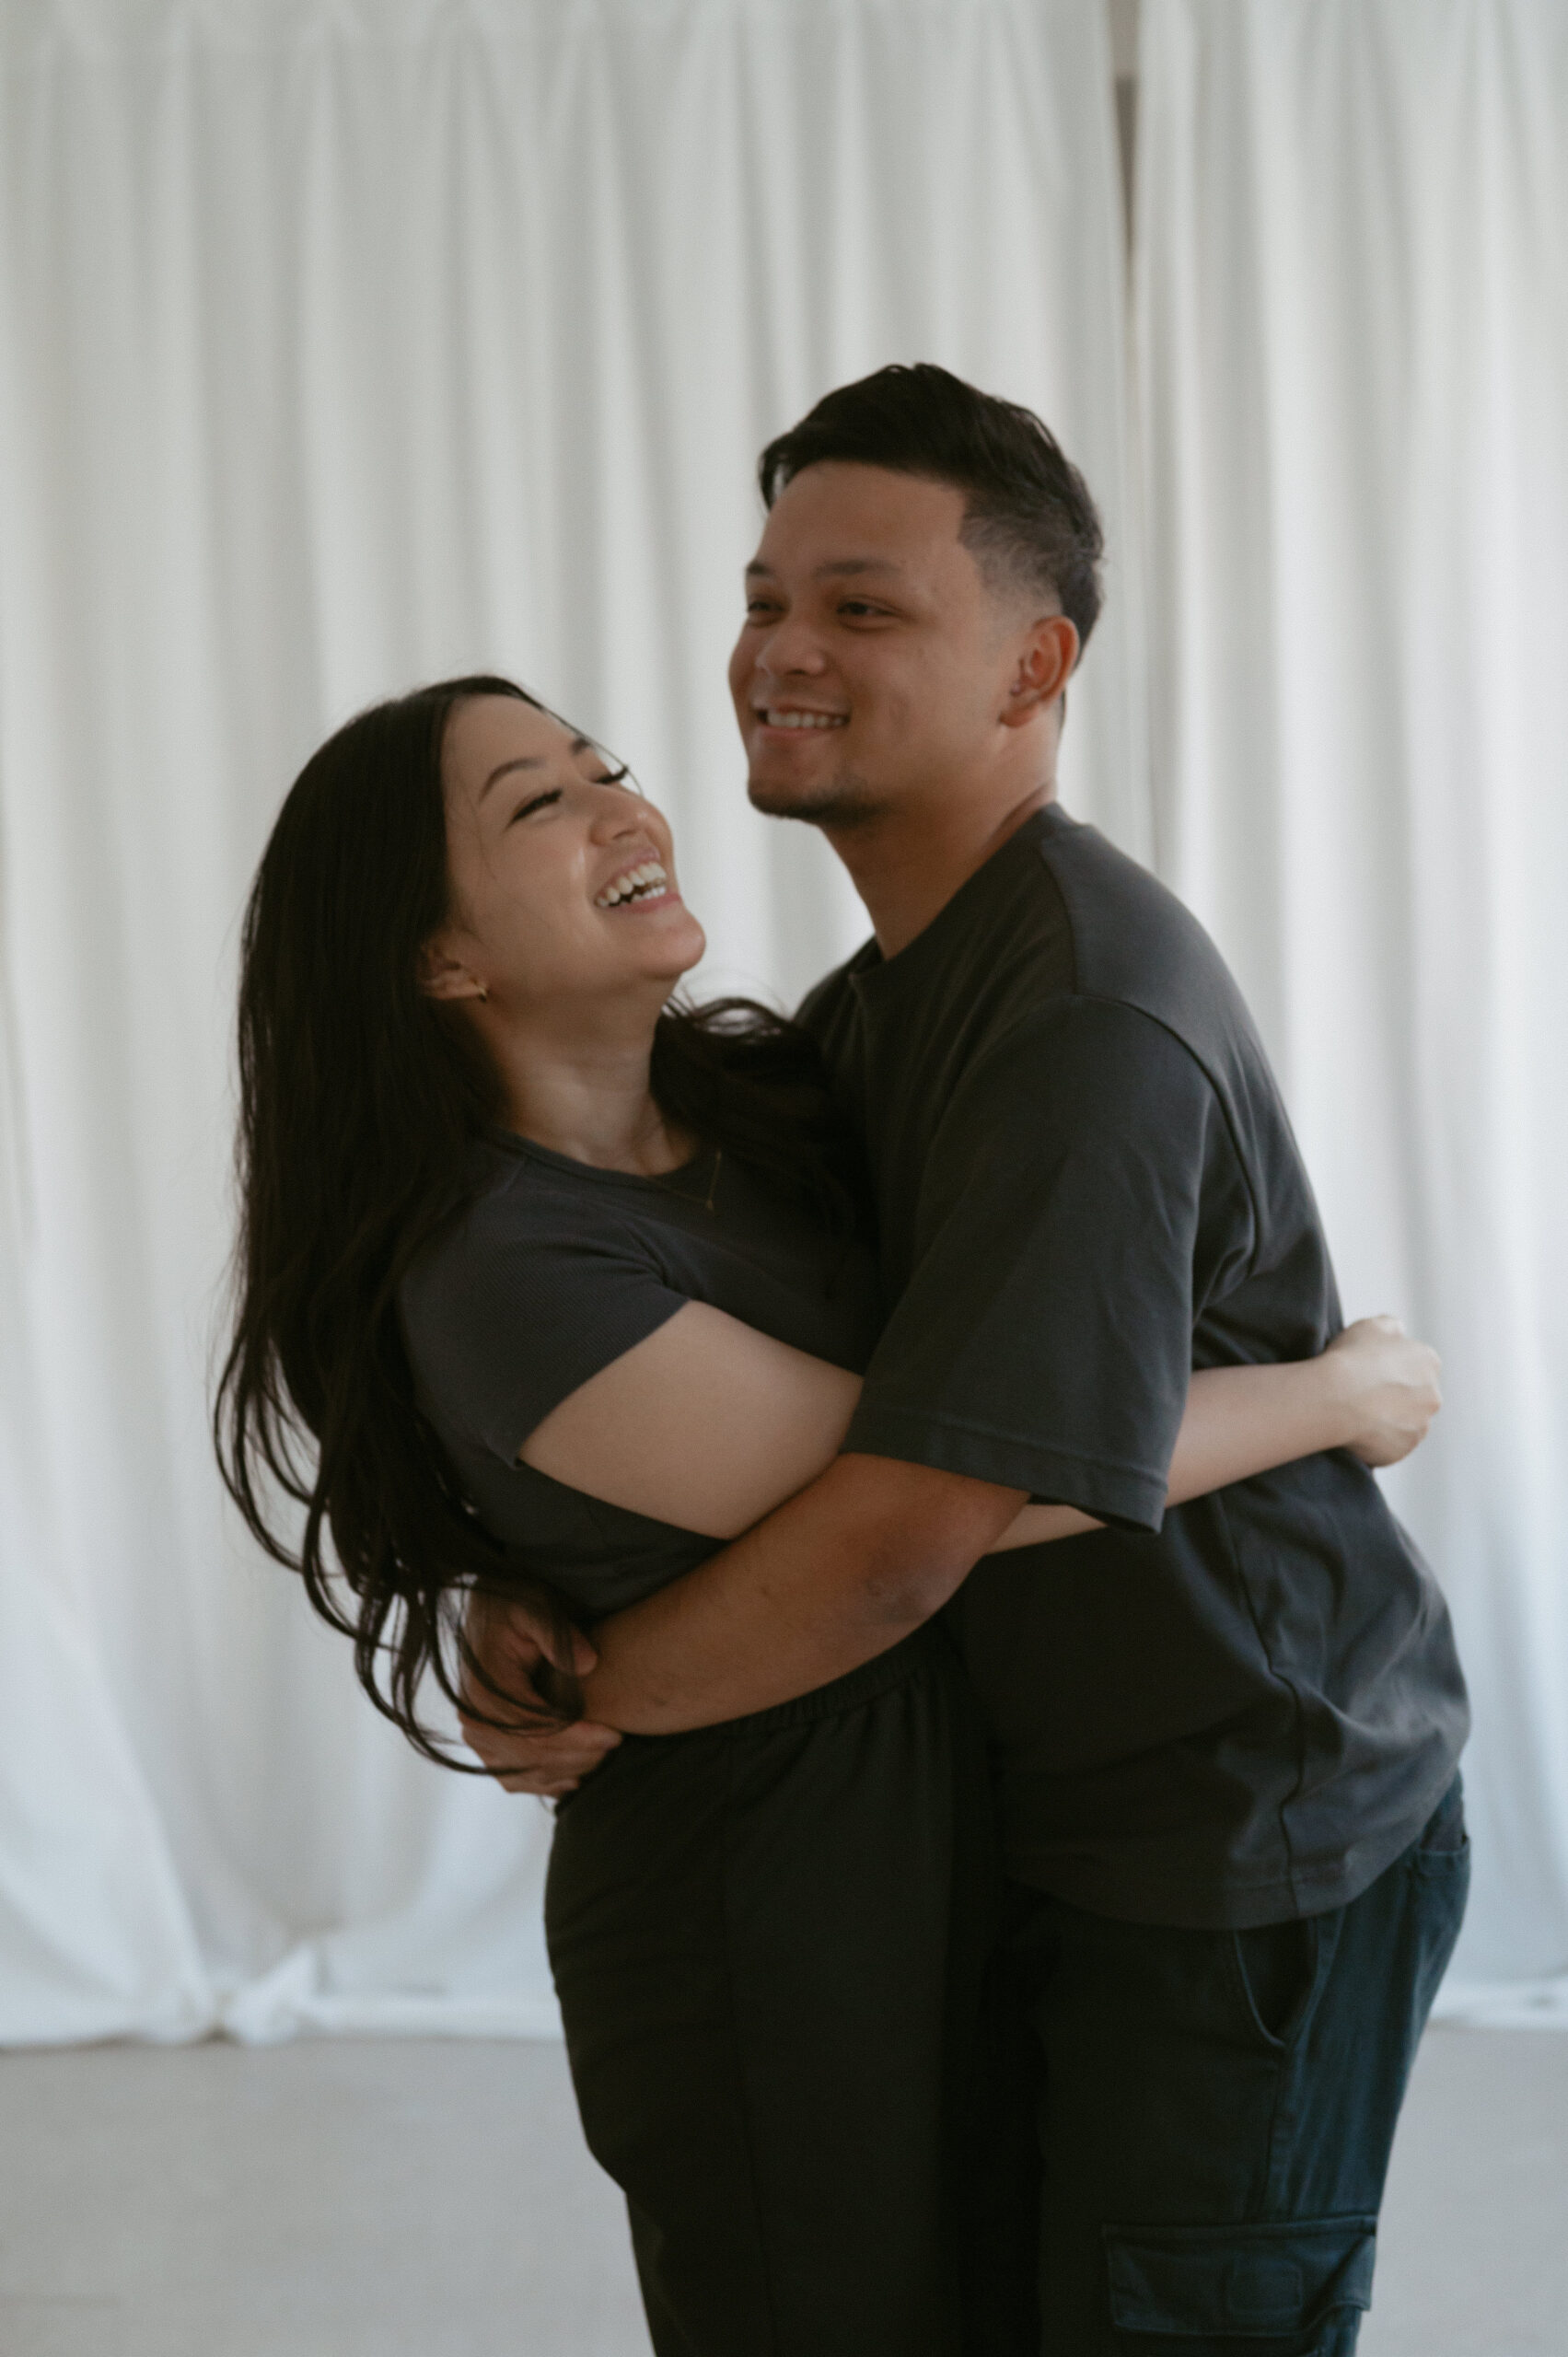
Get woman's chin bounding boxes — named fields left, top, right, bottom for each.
left=653, top=907, right=707, bottom=977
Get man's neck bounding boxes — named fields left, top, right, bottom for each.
left=823, top=778, right=1057, bottom=959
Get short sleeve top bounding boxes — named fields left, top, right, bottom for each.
left=397, top=1134, right=882, bottom=1619
left=798, top=804, right=1469, bottom=1931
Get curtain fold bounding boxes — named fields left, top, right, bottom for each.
left=0, top=0, right=1132, bottom=2042
left=1137, top=0, right=1568, bottom=2016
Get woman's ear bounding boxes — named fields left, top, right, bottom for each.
left=417, top=936, right=489, bottom=1004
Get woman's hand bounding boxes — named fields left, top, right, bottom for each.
left=1322, top=1315, right=1443, bottom=1467
left=459, top=1594, right=621, bottom=1794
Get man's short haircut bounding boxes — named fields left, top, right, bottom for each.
left=757, top=362, right=1105, bottom=650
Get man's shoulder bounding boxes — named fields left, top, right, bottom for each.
left=1030, top=807, right=1264, bottom=1065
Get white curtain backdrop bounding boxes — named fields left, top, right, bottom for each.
left=0, top=0, right=1134, bottom=2042
left=1137, top=0, right=1568, bottom=2021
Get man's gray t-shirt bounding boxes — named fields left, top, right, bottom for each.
left=799, top=804, right=1469, bottom=1930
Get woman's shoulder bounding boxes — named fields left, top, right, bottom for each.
left=399, top=1139, right=656, bottom=1328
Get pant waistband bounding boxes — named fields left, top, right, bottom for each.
left=644, top=1625, right=946, bottom=1743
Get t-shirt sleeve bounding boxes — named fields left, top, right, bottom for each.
left=843, top=999, right=1248, bottom=1531
left=401, top=1202, right=689, bottom=1468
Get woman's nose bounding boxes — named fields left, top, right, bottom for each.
left=589, top=787, right=654, bottom=840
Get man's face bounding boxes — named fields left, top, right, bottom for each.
left=728, top=462, right=1028, bottom=827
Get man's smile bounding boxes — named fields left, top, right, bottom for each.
left=752, top=705, right=850, bottom=736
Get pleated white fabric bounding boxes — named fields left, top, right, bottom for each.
left=0, top=0, right=1132, bottom=2041
left=1137, top=0, right=1568, bottom=2019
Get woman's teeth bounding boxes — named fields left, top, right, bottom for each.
left=762, top=710, right=847, bottom=729
left=596, top=860, right=669, bottom=909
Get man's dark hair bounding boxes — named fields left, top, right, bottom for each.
left=758, top=362, right=1104, bottom=651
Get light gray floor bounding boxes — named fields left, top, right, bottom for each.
left=1, top=2026, right=1563, bottom=2356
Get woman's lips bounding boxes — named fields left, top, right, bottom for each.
left=595, top=856, right=671, bottom=909
left=602, top=885, right=681, bottom=914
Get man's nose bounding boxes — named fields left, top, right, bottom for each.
left=755, top=614, right=829, bottom=676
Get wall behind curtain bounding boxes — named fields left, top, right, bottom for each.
left=0, top=0, right=1133, bottom=2041
left=1137, top=0, right=1568, bottom=2018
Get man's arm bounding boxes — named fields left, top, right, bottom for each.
left=460, top=1314, right=1443, bottom=1776
left=579, top=1452, right=1024, bottom=1731
left=456, top=1454, right=1019, bottom=1781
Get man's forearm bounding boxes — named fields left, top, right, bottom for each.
left=580, top=1453, right=1023, bottom=1734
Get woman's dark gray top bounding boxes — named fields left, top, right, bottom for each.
left=398, top=1135, right=881, bottom=1619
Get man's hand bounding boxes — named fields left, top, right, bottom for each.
left=1326, top=1315, right=1443, bottom=1467
left=459, top=1592, right=621, bottom=1796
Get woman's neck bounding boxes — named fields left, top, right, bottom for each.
left=479, top=1000, right=691, bottom=1176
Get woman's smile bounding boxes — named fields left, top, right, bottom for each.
left=594, top=854, right=676, bottom=911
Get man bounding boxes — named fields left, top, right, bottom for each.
left=470, top=365, right=1469, bottom=2351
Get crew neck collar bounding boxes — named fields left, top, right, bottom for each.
left=851, top=804, right=1061, bottom=996
left=490, top=1129, right=713, bottom=1194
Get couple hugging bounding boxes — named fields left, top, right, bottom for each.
left=220, top=365, right=1469, bottom=2355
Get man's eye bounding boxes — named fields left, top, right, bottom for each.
left=509, top=789, right=563, bottom=824
left=746, top=600, right=781, bottom=620
left=839, top=600, right=887, bottom=619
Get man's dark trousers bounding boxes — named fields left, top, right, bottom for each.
left=965, top=1780, right=1469, bottom=2355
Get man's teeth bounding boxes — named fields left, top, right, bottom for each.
left=763, top=709, right=847, bottom=729
left=595, top=860, right=669, bottom=908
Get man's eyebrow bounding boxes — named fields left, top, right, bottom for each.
left=815, top=557, right=902, bottom=579
left=479, top=737, right=592, bottom=801
left=742, top=557, right=904, bottom=582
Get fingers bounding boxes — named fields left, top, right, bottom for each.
left=523, top=1619, right=598, bottom=1678
left=458, top=1712, right=621, bottom=1794
left=464, top=1591, right=597, bottom=1681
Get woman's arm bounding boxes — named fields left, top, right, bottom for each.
left=518, top=1300, right=860, bottom=1536
left=521, top=1305, right=1439, bottom=1545
left=470, top=1313, right=1440, bottom=1780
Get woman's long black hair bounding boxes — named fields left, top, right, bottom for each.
left=215, top=675, right=864, bottom=1764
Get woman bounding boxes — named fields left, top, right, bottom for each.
left=218, top=675, right=1438, bottom=2357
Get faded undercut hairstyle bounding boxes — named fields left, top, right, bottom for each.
left=758, top=361, right=1105, bottom=651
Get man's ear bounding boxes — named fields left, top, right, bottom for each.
left=417, top=935, right=488, bottom=1004
left=1002, top=613, right=1080, bottom=728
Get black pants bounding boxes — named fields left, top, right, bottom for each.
left=544, top=1623, right=996, bottom=2357
left=964, top=1777, right=1470, bottom=2355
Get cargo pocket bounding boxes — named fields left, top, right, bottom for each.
left=1103, top=2215, right=1376, bottom=2349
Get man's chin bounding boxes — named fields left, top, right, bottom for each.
left=747, top=770, right=880, bottom=829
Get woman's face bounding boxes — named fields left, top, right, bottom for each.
left=429, top=695, right=705, bottom=1013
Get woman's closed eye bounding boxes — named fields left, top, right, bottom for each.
left=508, top=789, right=563, bottom=824
left=509, top=766, right=633, bottom=823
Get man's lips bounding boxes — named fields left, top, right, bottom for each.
left=752, top=706, right=849, bottom=738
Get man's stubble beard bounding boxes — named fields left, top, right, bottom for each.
left=746, top=765, right=885, bottom=830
